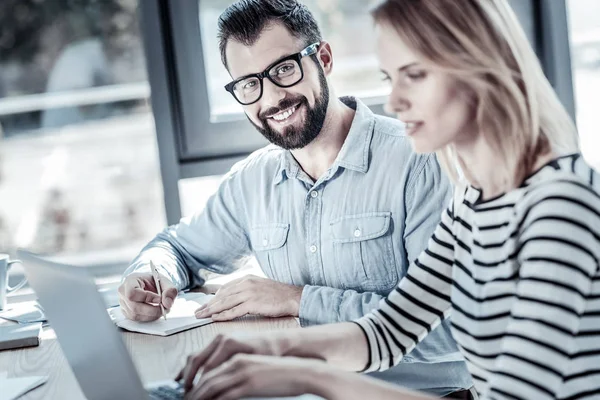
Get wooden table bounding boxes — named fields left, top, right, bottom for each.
left=0, top=312, right=299, bottom=399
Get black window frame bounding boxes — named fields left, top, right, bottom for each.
left=139, top=0, right=575, bottom=225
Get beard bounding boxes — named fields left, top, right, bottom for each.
left=248, top=64, right=330, bottom=150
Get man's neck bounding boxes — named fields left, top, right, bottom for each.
left=290, top=99, right=355, bottom=182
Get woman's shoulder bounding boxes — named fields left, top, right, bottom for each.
left=522, top=154, right=600, bottom=206
left=515, top=155, right=600, bottom=257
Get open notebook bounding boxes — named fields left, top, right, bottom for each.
left=109, top=292, right=214, bottom=336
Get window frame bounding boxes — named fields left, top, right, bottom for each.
left=140, top=0, right=576, bottom=224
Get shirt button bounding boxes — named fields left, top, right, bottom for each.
left=354, top=229, right=361, bottom=237
left=309, top=245, right=317, bottom=253
left=310, top=191, right=318, bottom=198
left=262, top=239, right=268, bottom=246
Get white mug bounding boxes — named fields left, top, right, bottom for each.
left=0, top=254, right=27, bottom=310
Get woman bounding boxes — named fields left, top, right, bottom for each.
left=178, top=0, right=600, bottom=399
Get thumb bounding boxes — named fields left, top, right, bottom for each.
left=161, top=285, right=178, bottom=309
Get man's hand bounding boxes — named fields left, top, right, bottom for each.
left=118, top=272, right=178, bottom=322
left=194, top=275, right=303, bottom=321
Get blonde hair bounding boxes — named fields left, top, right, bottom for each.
left=371, top=0, right=579, bottom=188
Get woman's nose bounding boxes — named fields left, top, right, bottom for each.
left=384, top=97, right=410, bottom=116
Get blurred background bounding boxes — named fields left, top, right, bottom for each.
left=0, top=0, right=598, bottom=271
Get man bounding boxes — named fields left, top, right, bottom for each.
left=119, top=0, right=472, bottom=397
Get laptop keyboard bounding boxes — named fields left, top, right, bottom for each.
left=148, top=383, right=184, bottom=400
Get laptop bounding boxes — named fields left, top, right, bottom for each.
left=18, top=249, right=322, bottom=400
left=18, top=249, right=185, bottom=400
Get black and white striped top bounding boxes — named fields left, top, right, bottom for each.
left=356, top=154, right=600, bottom=399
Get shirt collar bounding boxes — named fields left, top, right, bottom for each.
left=273, top=96, right=375, bottom=185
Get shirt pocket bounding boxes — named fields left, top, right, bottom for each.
left=330, top=212, right=398, bottom=294
left=249, top=223, right=294, bottom=284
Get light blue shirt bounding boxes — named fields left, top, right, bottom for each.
left=125, top=97, right=472, bottom=395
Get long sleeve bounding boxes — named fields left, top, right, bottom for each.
left=480, top=183, right=598, bottom=400
left=355, top=202, right=457, bottom=371
left=299, top=285, right=386, bottom=326
left=123, top=170, right=252, bottom=290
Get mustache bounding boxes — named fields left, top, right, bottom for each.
left=259, top=97, right=306, bottom=119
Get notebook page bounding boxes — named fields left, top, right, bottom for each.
left=109, top=292, right=214, bottom=336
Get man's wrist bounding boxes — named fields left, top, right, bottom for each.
left=285, top=284, right=304, bottom=317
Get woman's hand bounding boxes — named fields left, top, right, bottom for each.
left=175, top=332, right=303, bottom=391
left=176, top=323, right=369, bottom=392
left=183, top=354, right=330, bottom=400
left=182, top=353, right=437, bottom=400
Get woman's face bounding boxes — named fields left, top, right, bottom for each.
left=375, top=22, right=476, bottom=154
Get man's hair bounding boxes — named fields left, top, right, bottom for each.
left=217, top=0, right=322, bottom=69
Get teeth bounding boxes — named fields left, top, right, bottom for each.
left=272, top=106, right=296, bottom=121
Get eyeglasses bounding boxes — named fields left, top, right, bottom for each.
left=224, top=42, right=320, bottom=105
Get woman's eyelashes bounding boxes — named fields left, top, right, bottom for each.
left=405, top=69, right=427, bottom=82
left=380, top=69, right=427, bottom=85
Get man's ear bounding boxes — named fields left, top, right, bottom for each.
left=317, top=41, right=334, bottom=76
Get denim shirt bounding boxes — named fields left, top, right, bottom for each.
left=125, top=97, right=472, bottom=394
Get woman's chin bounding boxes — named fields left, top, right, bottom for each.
left=409, top=137, right=442, bottom=154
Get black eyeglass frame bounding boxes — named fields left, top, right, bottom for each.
left=224, top=42, right=320, bottom=105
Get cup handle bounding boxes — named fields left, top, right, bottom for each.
left=7, top=260, right=28, bottom=293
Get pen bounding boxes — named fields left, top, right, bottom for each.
left=150, top=260, right=167, bottom=321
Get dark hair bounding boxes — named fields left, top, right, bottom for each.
left=217, top=0, right=322, bottom=69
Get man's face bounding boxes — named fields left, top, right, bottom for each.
left=225, top=23, right=330, bottom=150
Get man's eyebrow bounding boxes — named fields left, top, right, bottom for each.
left=232, top=51, right=295, bottom=81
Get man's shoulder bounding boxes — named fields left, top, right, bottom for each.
left=369, top=113, right=436, bottom=175
left=372, top=113, right=406, bottom=138
left=225, top=144, right=284, bottom=181
left=370, top=113, right=415, bottom=158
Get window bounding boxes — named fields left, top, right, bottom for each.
left=0, top=0, right=165, bottom=263
left=199, top=0, right=388, bottom=121
left=146, top=1, right=580, bottom=224
left=567, top=0, right=600, bottom=171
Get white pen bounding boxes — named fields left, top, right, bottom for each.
left=150, top=260, right=167, bottom=321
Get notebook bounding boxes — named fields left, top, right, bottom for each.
left=108, top=292, right=214, bottom=336
left=0, top=322, right=42, bottom=351
left=0, top=373, right=48, bottom=400
left=0, top=302, right=47, bottom=324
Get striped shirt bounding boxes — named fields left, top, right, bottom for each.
left=356, top=154, right=600, bottom=399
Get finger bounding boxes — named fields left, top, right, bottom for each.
left=194, top=295, right=222, bottom=315
left=214, top=275, right=258, bottom=297
left=119, top=299, right=154, bottom=322
left=183, top=336, right=225, bottom=391
left=161, top=286, right=178, bottom=310
left=175, top=353, right=193, bottom=382
left=196, top=276, right=258, bottom=311
left=210, top=304, right=250, bottom=322
left=202, top=337, right=248, bottom=375
left=128, top=300, right=163, bottom=320
left=215, top=385, right=252, bottom=400
left=214, top=276, right=248, bottom=294
left=120, top=299, right=162, bottom=322
left=195, top=294, right=248, bottom=318
left=193, top=365, right=247, bottom=400
left=125, top=283, right=161, bottom=304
